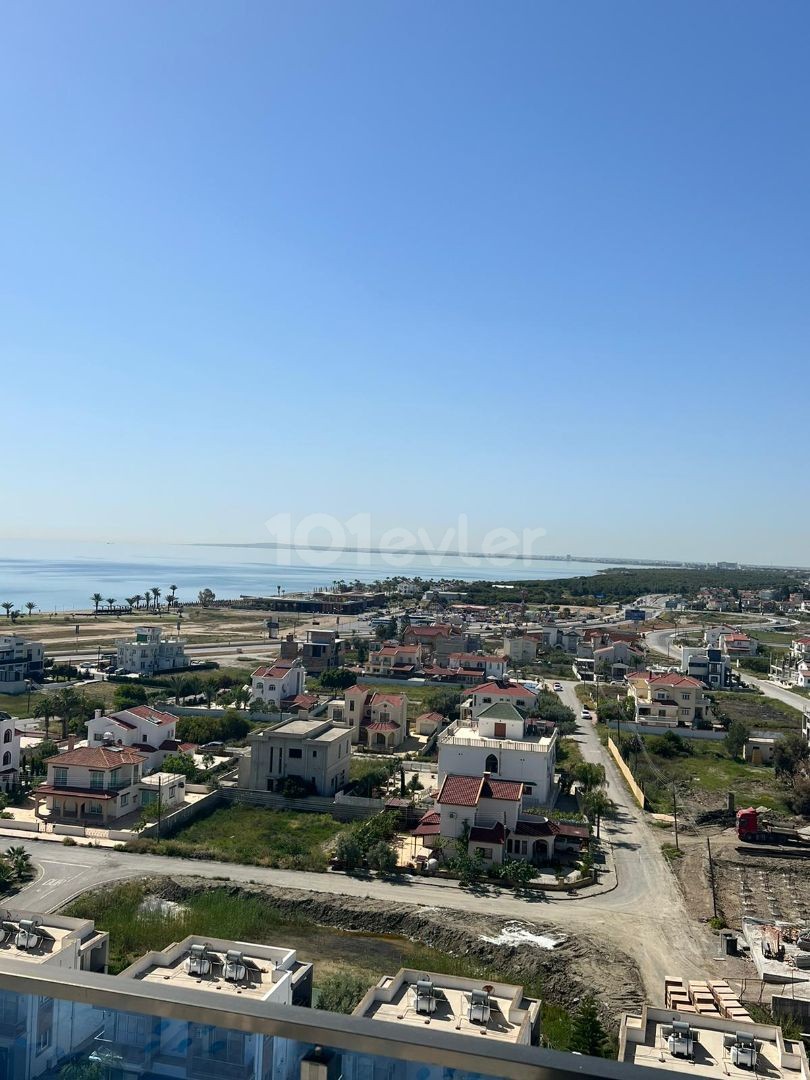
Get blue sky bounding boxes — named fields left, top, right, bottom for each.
left=2, top=2, right=808, bottom=564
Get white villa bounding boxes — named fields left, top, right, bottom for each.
left=250, top=659, right=306, bottom=708
left=115, top=626, right=188, bottom=675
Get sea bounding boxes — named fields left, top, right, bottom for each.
left=0, top=540, right=614, bottom=613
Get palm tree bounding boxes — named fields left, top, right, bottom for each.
left=167, top=675, right=188, bottom=705
left=52, top=687, right=80, bottom=740
left=106, top=598, right=116, bottom=612
left=581, top=789, right=615, bottom=839
left=91, top=593, right=103, bottom=616
left=125, top=597, right=137, bottom=613
left=151, top=587, right=162, bottom=612
left=25, top=602, right=36, bottom=617
left=32, top=695, right=55, bottom=737
left=5, top=846, right=31, bottom=880
left=143, top=590, right=152, bottom=612
left=1, top=602, right=13, bottom=619
left=168, top=584, right=178, bottom=608
left=132, top=594, right=143, bottom=610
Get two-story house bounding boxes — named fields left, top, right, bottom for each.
left=461, top=680, right=538, bottom=722
left=0, top=635, right=45, bottom=695
left=250, top=659, right=307, bottom=708
left=86, top=705, right=181, bottom=772
left=366, top=642, right=422, bottom=678
left=239, top=718, right=352, bottom=796
left=718, top=632, right=758, bottom=657
left=328, top=686, right=409, bottom=749
left=502, top=635, right=539, bottom=664
left=402, top=624, right=467, bottom=665
left=626, top=671, right=714, bottom=727
left=279, top=630, right=345, bottom=675
left=37, top=745, right=185, bottom=824
left=791, top=637, right=810, bottom=661
left=680, top=647, right=732, bottom=689
left=447, top=653, right=507, bottom=680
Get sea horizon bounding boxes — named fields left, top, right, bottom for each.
left=0, top=538, right=620, bottom=613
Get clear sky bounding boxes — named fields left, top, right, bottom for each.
left=2, top=2, right=808, bottom=565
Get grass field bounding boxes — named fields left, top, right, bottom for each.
left=125, top=805, right=345, bottom=870
left=629, top=735, right=791, bottom=816
left=709, top=691, right=802, bottom=734
left=64, top=881, right=573, bottom=1046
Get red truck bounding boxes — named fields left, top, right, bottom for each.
left=736, top=807, right=810, bottom=847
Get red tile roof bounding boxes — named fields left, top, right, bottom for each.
left=46, top=746, right=146, bottom=768
left=469, top=822, right=506, bottom=845
left=415, top=711, right=444, bottom=724
left=252, top=663, right=296, bottom=679
left=436, top=774, right=523, bottom=806
left=412, top=810, right=440, bottom=837
left=470, top=682, right=536, bottom=698
left=371, top=692, right=407, bottom=707
left=364, top=720, right=401, bottom=733
left=628, top=671, right=703, bottom=689
left=113, top=706, right=176, bottom=728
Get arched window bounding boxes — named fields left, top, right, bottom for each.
left=485, top=753, right=499, bottom=774
left=2, top=752, right=10, bottom=767
left=2, top=729, right=11, bottom=744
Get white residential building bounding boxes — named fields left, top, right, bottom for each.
left=462, top=680, right=538, bottom=721
left=680, top=647, right=732, bottom=689
left=502, top=635, right=539, bottom=664
left=115, top=626, right=188, bottom=675
left=86, top=705, right=181, bottom=772
left=791, top=637, right=810, bottom=661
left=448, top=653, right=507, bottom=679
left=718, top=632, right=758, bottom=657
left=250, top=659, right=306, bottom=708
left=438, top=700, right=557, bottom=806
left=0, top=634, right=45, bottom=694
left=0, top=711, right=21, bottom=791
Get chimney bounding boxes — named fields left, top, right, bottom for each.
left=67, top=735, right=75, bottom=752
left=94, top=708, right=103, bottom=720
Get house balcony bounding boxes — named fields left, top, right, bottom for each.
left=440, top=718, right=555, bottom=753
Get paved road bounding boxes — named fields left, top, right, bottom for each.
left=13, top=683, right=715, bottom=1003
left=645, top=627, right=809, bottom=713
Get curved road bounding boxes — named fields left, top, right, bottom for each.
left=13, top=680, right=713, bottom=1003
left=645, top=626, right=810, bottom=712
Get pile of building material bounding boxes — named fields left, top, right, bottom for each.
left=663, top=978, right=751, bottom=1022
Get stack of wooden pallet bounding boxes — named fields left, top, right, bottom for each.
left=708, top=980, right=752, bottom=1023
left=687, top=981, right=720, bottom=1016
left=664, top=978, right=696, bottom=1013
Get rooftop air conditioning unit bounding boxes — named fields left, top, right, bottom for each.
left=224, top=950, right=247, bottom=983
left=468, top=988, right=492, bottom=1024
left=665, top=1021, right=694, bottom=1058
left=726, top=1032, right=758, bottom=1069
left=415, top=977, right=436, bottom=1015
left=15, top=919, right=42, bottom=952
left=187, top=943, right=214, bottom=977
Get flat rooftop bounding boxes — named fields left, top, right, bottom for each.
left=622, top=1009, right=809, bottom=1080
left=0, top=912, right=107, bottom=968
left=354, top=969, right=539, bottom=1046
left=119, top=935, right=308, bottom=1005
left=441, top=722, right=554, bottom=752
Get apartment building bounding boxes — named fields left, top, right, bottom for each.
left=239, top=718, right=352, bottom=796
left=0, top=635, right=44, bottom=695
left=115, top=626, right=188, bottom=675
left=250, top=659, right=307, bottom=708
left=354, top=968, right=540, bottom=1046
left=0, top=910, right=109, bottom=1079
left=627, top=671, right=714, bottom=727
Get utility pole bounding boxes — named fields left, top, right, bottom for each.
left=707, top=836, right=718, bottom=919
left=672, top=785, right=679, bottom=851
left=156, top=774, right=162, bottom=842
